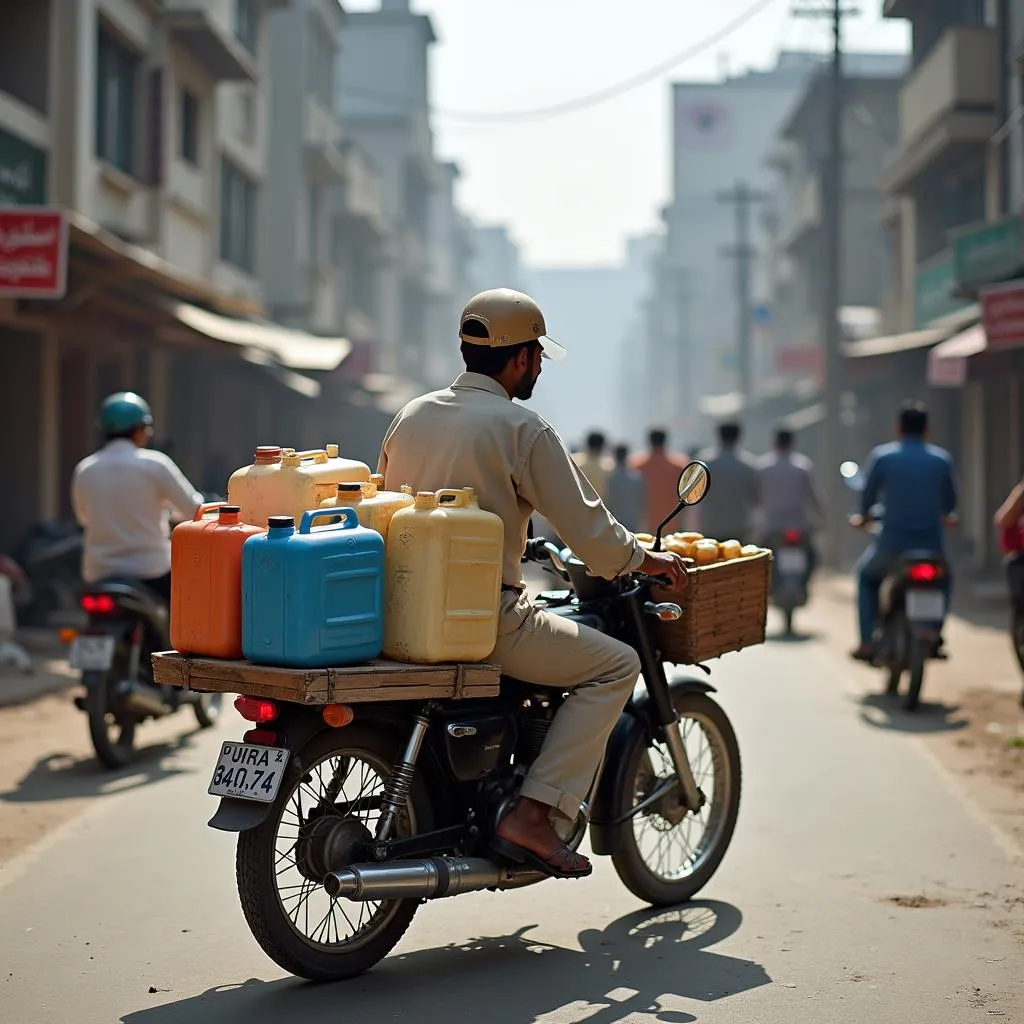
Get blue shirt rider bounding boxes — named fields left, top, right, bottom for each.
left=851, top=401, right=957, bottom=662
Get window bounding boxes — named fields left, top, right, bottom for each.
left=179, top=88, right=199, bottom=166
left=307, top=185, right=320, bottom=263
left=239, top=87, right=257, bottom=144
left=308, top=18, right=335, bottom=106
left=235, top=0, right=257, bottom=54
left=220, top=159, right=257, bottom=272
left=95, top=25, right=139, bottom=174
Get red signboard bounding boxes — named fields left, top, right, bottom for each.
left=981, top=279, right=1024, bottom=352
left=775, top=345, right=823, bottom=375
left=0, top=206, right=68, bottom=299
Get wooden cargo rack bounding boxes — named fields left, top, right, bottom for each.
left=151, top=651, right=501, bottom=705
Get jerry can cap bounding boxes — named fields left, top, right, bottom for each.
left=268, top=515, right=295, bottom=530
left=254, top=446, right=283, bottom=464
left=414, top=491, right=438, bottom=509
left=337, top=483, right=363, bottom=493
left=326, top=443, right=339, bottom=458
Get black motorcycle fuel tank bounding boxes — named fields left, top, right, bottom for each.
left=436, top=707, right=517, bottom=782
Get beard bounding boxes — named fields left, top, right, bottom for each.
left=513, top=367, right=540, bottom=401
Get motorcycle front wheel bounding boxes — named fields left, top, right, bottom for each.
left=612, top=691, right=741, bottom=906
left=235, top=726, right=432, bottom=982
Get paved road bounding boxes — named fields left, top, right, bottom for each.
left=1, top=619, right=1022, bottom=1023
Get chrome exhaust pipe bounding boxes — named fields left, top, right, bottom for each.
left=121, top=680, right=169, bottom=718
left=324, top=857, right=527, bottom=901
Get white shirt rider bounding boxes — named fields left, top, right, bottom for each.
left=71, top=396, right=202, bottom=585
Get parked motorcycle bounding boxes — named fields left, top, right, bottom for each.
left=202, top=461, right=742, bottom=982
left=12, top=520, right=84, bottom=627
left=769, top=529, right=812, bottom=636
left=69, top=580, right=222, bottom=768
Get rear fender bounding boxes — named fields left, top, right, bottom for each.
left=589, top=676, right=716, bottom=856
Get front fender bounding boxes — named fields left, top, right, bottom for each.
left=588, top=675, right=716, bottom=857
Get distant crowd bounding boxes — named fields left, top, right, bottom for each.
left=570, top=422, right=821, bottom=547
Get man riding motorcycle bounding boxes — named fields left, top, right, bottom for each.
left=377, top=287, right=689, bottom=880
left=758, top=427, right=823, bottom=571
left=71, top=392, right=202, bottom=602
left=850, top=401, right=957, bottom=663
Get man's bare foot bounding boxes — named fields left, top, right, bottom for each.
left=494, top=796, right=591, bottom=877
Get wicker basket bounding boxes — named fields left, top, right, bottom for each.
left=652, top=549, right=772, bottom=664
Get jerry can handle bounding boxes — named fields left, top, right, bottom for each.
left=436, top=489, right=469, bottom=507
left=299, top=508, right=357, bottom=534
left=193, top=501, right=228, bottom=521
left=292, top=448, right=329, bottom=464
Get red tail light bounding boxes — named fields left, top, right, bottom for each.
left=234, top=695, right=279, bottom=724
left=81, top=593, right=117, bottom=615
left=783, top=530, right=803, bottom=544
left=908, top=563, right=940, bottom=583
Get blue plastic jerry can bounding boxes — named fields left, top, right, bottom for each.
left=241, top=509, right=385, bottom=668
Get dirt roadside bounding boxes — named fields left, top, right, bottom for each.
left=798, top=574, right=1024, bottom=857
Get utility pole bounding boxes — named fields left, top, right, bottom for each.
left=793, top=0, right=859, bottom=567
left=718, top=180, right=769, bottom=412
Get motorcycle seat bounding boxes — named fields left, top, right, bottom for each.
left=90, top=578, right=168, bottom=616
left=895, top=550, right=946, bottom=568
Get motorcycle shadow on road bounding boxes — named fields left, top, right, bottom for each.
left=0, top=732, right=201, bottom=806
left=854, top=692, right=969, bottom=735
left=121, top=900, right=770, bottom=1024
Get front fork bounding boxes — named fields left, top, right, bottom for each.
left=624, top=594, right=703, bottom=813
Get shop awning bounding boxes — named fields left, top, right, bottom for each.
left=926, top=323, right=987, bottom=388
left=160, top=300, right=351, bottom=372
left=240, top=347, right=321, bottom=398
left=842, top=325, right=950, bottom=359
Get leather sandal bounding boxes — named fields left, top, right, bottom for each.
left=490, top=837, right=593, bottom=879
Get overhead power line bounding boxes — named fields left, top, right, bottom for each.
left=343, top=0, right=778, bottom=125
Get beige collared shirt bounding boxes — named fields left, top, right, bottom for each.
left=378, top=372, right=643, bottom=588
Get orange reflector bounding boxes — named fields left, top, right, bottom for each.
left=322, top=703, right=354, bottom=728
left=59, top=628, right=78, bottom=645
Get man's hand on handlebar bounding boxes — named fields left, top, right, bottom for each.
left=640, top=549, right=690, bottom=591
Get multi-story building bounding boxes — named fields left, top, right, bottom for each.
left=657, top=51, right=821, bottom=447
left=469, top=225, right=523, bottom=294
left=336, top=0, right=437, bottom=385
left=0, top=0, right=359, bottom=556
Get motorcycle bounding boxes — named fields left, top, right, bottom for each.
left=68, top=579, right=222, bottom=768
left=842, top=463, right=949, bottom=711
left=1002, top=551, right=1024, bottom=708
left=203, top=461, right=743, bottom=982
left=768, top=529, right=812, bottom=636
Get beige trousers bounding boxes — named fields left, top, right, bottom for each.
left=490, top=591, right=641, bottom=823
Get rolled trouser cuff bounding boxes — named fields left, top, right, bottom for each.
left=519, top=777, right=584, bottom=823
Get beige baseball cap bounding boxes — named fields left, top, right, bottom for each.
left=459, top=288, right=566, bottom=361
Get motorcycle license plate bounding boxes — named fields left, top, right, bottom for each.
left=208, top=742, right=290, bottom=803
left=777, top=548, right=808, bottom=575
left=906, top=589, right=944, bottom=622
left=69, top=635, right=116, bottom=671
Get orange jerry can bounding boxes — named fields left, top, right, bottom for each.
left=171, top=503, right=264, bottom=659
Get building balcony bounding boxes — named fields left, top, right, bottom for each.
left=883, top=26, right=999, bottom=195
left=166, top=8, right=257, bottom=82
left=304, top=96, right=346, bottom=184
left=340, top=142, right=387, bottom=236
left=780, top=173, right=821, bottom=252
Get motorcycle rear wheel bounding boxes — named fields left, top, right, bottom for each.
left=612, top=691, right=741, bottom=906
left=193, top=692, right=223, bottom=729
left=235, top=726, right=432, bottom=982
left=902, top=635, right=926, bottom=711
left=84, top=669, right=136, bottom=770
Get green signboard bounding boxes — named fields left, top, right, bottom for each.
left=951, top=215, right=1024, bottom=292
left=0, top=128, right=46, bottom=205
left=915, top=250, right=970, bottom=328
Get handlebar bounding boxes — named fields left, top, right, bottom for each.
left=523, top=537, right=674, bottom=589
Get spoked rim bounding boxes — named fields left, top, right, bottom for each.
left=630, top=712, right=732, bottom=883
left=272, top=746, right=411, bottom=953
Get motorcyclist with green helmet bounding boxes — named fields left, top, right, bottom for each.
left=71, top=392, right=202, bottom=602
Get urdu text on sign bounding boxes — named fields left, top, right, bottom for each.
left=0, top=206, right=68, bottom=299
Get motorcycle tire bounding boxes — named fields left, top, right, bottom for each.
left=902, top=634, right=926, bottom=712
left=782, top=607, right=795, bottom=637
left=193, top=692, right=223, bottom=729
left=884, top=615, right=905, bottom=695
left=84, top=670, right=136, bottom=770
left=235, top=725, right=434, bottom=982
left=612, top=691, right=741, bottom=907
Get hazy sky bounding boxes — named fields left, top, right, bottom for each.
left=345, top=1, right=909, bottom=267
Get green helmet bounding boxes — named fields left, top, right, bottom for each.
left=99, top=392, right=153, bottom=435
